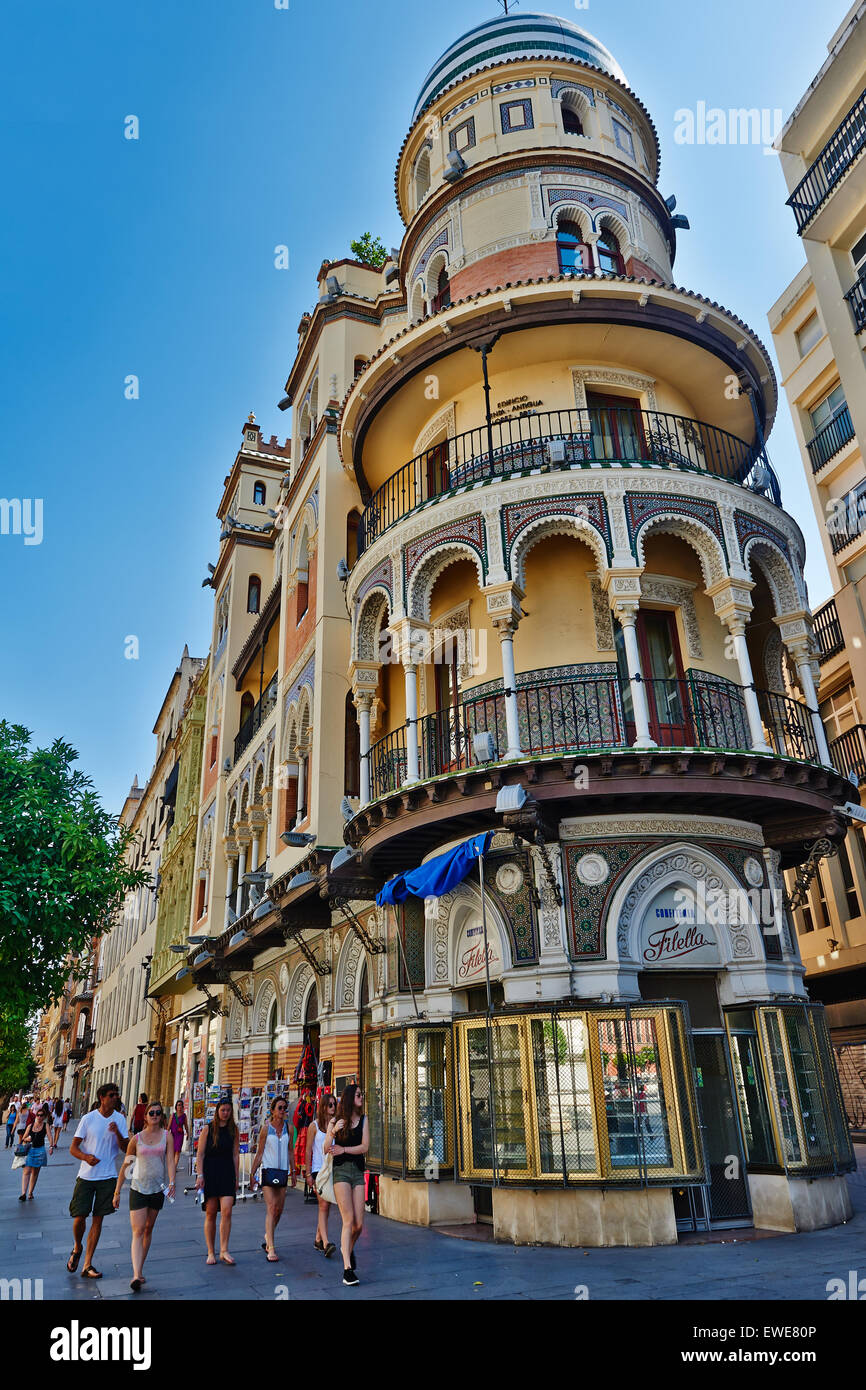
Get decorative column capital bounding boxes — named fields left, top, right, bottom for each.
left=223, top=837, right=239, bottom=857
left=773, top=611, right=814, bottom=658
left=706, top=579, right=754, bottom=629
left=483, top=582, right=524, bottom=637
left=350, top=660, right=381, bottom=701
left=388, top=617, right=430, bottom=668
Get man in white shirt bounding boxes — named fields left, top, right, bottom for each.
left=67, top=1081, right=129, bottom=1279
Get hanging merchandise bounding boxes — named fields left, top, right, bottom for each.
left=293, top=1045, right=318, bottom=1092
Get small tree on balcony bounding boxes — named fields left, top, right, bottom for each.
left=350, top=233, right=388, bottom=268
left=0, top=722, right=147, bottom=1021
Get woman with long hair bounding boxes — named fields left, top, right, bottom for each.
left=168, top=1098, right=189, bottom=1160
left=112, top=1100, right=176, bottom=1292
left=51, top=1099, right=63, bottom=1149
left=195, top=1099, right=239, bottom=1266
left=305, top=1093, right=336, bottom=1257
left=19, top=1104, right=54, bottom=1200
left=250, top=1096, right=296, bottom=1261
left=325, top=1084, right=369, bottom=1286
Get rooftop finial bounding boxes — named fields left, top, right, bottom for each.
left=497, top=0, right=518, bottom=13
left=247, top=410, right=256, bottom=424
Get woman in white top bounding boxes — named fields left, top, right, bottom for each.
left=113, top=1100, right=176, bottom=1293
left=305, top=1093, right=337, bottom=1257
left=250, top=1097, right=296, bottom=1261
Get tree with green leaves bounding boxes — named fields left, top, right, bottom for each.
left=0, top=1012, right=38, bottom=1096
left=350, top=233, right=389, bottom=268
left=0, top=722, right=147, bottom=1021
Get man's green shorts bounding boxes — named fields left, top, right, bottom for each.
left=69, top=1176, right=115, bottom=1218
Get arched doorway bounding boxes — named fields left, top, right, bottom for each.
left=267, top=1000, right=281, bottom=1080
left=303, top=984, right=319, bottom=1059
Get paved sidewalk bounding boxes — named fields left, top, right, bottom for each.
left=1, top=1134, right=864, bottom=1301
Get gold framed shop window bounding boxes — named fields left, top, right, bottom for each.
left=405, top=1027, right=454, bottom=1175
left=383, top=1030, right=405, bottom=1172
left=457, top=1017, right=538, bottom=1180
left=754, top=1003, right=854, bottom=1173
left=364, top=1032, right=383, bottom=1171
left=589, top=1009, right=685, bottom=1181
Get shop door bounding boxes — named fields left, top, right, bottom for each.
left=687, top=1032, right=752, bottom=1228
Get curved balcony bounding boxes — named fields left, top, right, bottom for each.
left=357, top=407, right=781, bottom=556
left=367, top=668, right=818, bottom=802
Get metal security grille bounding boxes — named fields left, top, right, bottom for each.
left=364, top=1024, right=455, bottom=1180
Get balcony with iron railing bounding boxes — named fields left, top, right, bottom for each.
left=807, top=406, right=855, bottom=473
left=367, top=667, right=819, bottom=801
left=233, top=675, right=279, bottom=766
left=787, top=87, right=866, bottom=233
left=828, top=480, right=866, bottom=554
left=68, top=1027, right=95, bottom=1061
left=844, top=275, right=866, bottom=333
left=829, top=723, right=866, bottom=783
left=813, top=597, right=845, bottom=663
left=356, top=407, right=781, bottom=556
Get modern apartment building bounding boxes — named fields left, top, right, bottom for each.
left=770, top=0, right=866, bottom=1136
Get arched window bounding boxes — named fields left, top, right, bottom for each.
left=562, top=100, right=583, bottom=135
left=597, top=226, right=624, bottom=275
left=304, top=985, right=319, bottom=1056
left=344, top=691, right=361, bottom=798
left=296, top=533, right=309, bottom=622
left=414, top=149, right=431, bottom=209
left=431, top=265, right=451, bottom=313
left=346, top=509, right=361, bottom=569
left=556, top=220, right=590, bottom=274
left=253, top=481, right=266, bottom=505
left=247, top=575, right=261, bottom=614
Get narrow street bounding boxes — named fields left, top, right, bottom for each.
left=2, top=1134, right=864, bottom=1301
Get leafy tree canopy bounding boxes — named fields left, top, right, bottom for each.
left=0, top=1012, right=37, bottom=1096
left=350, top=233, right=388, bottom=268
left=0, top=722, right=147, bottom=1019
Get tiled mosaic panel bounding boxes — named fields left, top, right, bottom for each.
left=563, top=840, right=655, bottom=959
left=399, top=896, right=426, bottom=991
left=484, top=850, right=538, bottom=963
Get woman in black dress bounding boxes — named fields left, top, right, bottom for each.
left=195, top=1100, right=239, bottom=1266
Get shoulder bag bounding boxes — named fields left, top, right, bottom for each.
left=315, top=1152, right=335, bottom=1204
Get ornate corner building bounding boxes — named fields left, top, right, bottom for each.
left=172, top=13, right=857, bottom=1245
left=769, top=1, right=866, bottom=1146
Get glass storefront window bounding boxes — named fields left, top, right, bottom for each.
left=596, top=1016, right=673, bottom=1169
left=784, top=1011, right=832, bottom=1162
left=728, top=1027, right=775, bottom=1166
left=762, top=1011, right=802, bottom=1164
left=411, top=1029, right=450, bottom=1171
left=385, top=1034, right=404, bottom=1169
left=364, top=1035, right=383, bottom=1170
left=530, top=1016, right=597, bottom=1174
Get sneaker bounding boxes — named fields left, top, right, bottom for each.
left=342, top=1268, right=359, bottom=1286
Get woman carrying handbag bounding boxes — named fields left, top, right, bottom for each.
left=250, top=1096, right=295, bottom=1262
left=307, top=1094, right=337, bottom=1256
left=19, top=1105, right=54, bottom=1200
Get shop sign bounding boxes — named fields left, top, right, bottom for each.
left=639, top=884, right=720, bottom=966
left=455, top=916, right=503, bottom=984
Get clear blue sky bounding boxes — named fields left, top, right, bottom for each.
left=0, top=0, right=848, bottom=813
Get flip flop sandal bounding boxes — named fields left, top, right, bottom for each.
left=324, top=1242, right=337, bottom=1258
left=314, top=1237, right=325, bottom=1251
left=66, top=1248, right=83, bottom=1273
left=266, top=1251, right=280, bottom=1262
left=81, top=1266, right=102, bottom=1279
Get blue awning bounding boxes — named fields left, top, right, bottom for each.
left=376, top=832, right=492, bottom=906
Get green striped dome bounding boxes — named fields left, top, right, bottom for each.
left=412, top=13, right=627, bottom=122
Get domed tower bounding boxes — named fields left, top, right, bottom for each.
left=340, top=14, right=855, bottom=1243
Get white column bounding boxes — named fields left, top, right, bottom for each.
left=615, top=603, right=656, bottom=749
left=498, top=622, right=523, bottom=759
left=794, top=656, right=832, bottom=765
left=225, top=858, right=236, bottom=928
left=249, top=835, right=260, bottom=875
left=403, top=664, right=420, bottom=783
left=296, top=753, right=307, bottom=822
left=728, top=621, right=773, bottom=754
left=235, top=847, right=247, bottom=915
left=357, top=695, right=372, bottom=806
left=200, top=1014, right=211, bottom=1087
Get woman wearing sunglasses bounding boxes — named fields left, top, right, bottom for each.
left=325, top=1084, right=369, bottom=1287
left=250, top=1096, right=296, bottom=1261
left=113, top=1101, right=176, bottom=1293
left=305, top=1093, right=337, bottom=1257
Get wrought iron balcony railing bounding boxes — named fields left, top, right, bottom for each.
left=787, top=87, right=866, bottom=232
left=844, top=276, right=866, bottom=333
left=357, top=408, right=781, bottom=555
left=68, top=1027, right=94, bottom=1060
left=828, top=480, right=866, bottom=554
left=807, top=406, right=855, bottom=473
left=828, top=723, right=866, bottom=783
left=233, top=675, right=279, bottom=766
left=366, top=668, right=819, bottom=801
left=813, top=597, right=844, bottom=663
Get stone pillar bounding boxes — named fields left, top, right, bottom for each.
left=234, top=829, right=250, bottom=916
left=357, top=694, right=373, bottom=805
left=707, top=579, right=772, bottom=754
left=223, top=846, right=238, bottom=929
left=727, top=619, right=774, bottom=754
left=485, top=583, right=524, bottom=760
left=610, top=597, right=656, bottom=749
left=776, top=614, right=833, bottom=766
left=389, top=620, right=430, bottom=786
left=350, top=662, right=381, bottom=807
left=296, top=752, right=307, bottom=822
